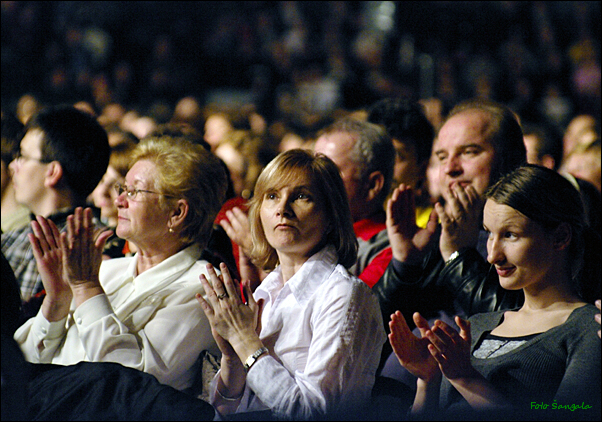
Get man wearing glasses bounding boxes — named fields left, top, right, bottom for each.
left=2, top=105, right=110, bottom=321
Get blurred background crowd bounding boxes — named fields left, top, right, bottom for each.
left=1, top=1, right=600, bottom=188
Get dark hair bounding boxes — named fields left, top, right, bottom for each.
left=27, top=105, right=110, bottom=201
left=522, top=122, right=564, bottom=171
left=1, top=112, right=24, bottom=164
left=447, top=99, right=526, bottom=184
left=486, top=164, right=600, bottom=302
left=249, top=149, right=358, bottom=270
left=367, top=98, right=435, bottom=165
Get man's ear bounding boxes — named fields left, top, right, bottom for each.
left=169, top=199, right=189, bottom=230
left=366, top=171, right=385, bottom=202
left=553, top=222, right=572, bottom=250
left=44, top=161, right=63, bottom=189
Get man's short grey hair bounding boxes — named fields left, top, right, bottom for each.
left=323, top=116, right=395, bottom=203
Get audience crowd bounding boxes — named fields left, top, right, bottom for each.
left=2, top=2, right=600, bottom=130
left=2, top=1, right=601, bottom=421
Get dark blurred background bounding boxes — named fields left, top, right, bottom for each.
left=1, top=1, right=600, bottom=129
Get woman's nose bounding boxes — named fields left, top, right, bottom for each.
left=487, top=238, right=504, bottom=265
left=276, top=198, right=292, bottom=216
left=115, top=191, right=127, bottom=207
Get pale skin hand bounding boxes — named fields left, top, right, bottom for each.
left=196, top=263, right=263, bottom=358
left=60, top=207, right=113, bottom=308
left=219, top=207, right=253, bottom=256
left=220, top=207, right=264, bottom=291
left=427, top=316, right=510, bottom=409
left=28, top=215, right=72, bottom=322
left=196, top=263, right=265, bottom=412
left=436, top=183, right=483, bottom=261
left=386, top=184, right=439, bottom=265
left=389, top=311, right=442, bottom=414
left=237, top=249, right=264, bottom=292
left=389, top=311, right=441, bottom=382
left=425, top=317, right=477, bottom=380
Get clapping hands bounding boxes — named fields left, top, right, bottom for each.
left=29, top=214, right=72, bottom=320
left=436, top=183, right=483, bottom=261
left=62, top=207, right=113, bottom=289
left=28, top=207, right=113, bottom=319
left=424, top=316, right=477, bottom=380
left=219, top=206, right=265, bottom=291
left=390, top=312, right=475, bottom=384
left=389, top=311, right=441, bottom=383
left=386, top=184, right=439, bottom=265
left=219, top=207, right=253, bottom=256
left=196, top=262, right=264, bottom=361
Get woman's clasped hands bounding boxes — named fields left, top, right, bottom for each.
left=196, top=263, right=263, bottom=360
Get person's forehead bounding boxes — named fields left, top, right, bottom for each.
left=21, top=129, right=44, bottom=152
left=316, top=132, right=355, bottom=153
left=438, top=112, right=492, bottom=149
left=126, top=159, right=157, bottom=185
left=393, top=139, right=418, bottom=156
left=269, top=166, right=313, bottom=189
left=315, top=132, right=358, bottom=173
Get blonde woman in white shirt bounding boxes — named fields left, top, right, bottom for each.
left=197, top=148, right=386, bottom=420
left=15, top=136, right=227, bottom=391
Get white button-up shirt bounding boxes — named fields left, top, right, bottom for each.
left=212, top=245, right=386, bottom=420
left=15, top=244, right=219, bottom=391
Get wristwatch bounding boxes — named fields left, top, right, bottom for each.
left=244, top=346, right=268, bottom=372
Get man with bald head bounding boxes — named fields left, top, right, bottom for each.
left=374, top=99, right=528, bottom=375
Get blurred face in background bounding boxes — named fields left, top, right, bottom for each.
left=204, top=114, right=232, bottom=151
left=562, top=149, right=601, bottom=192
left=91, top=165, right=124, bottom=226
left=314, top=131, right=365, bottom=222
left=392, top=138, right=422, bottom=190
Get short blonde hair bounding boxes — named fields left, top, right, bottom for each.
left=248, top=149, right=358, bottom=271
left=131, top=136, right=227, bottom=247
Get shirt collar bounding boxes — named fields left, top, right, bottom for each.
left=124, top=243, right=202, bottom=294
left=257, top=245, right=339, bottom=306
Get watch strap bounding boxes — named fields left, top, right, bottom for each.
left=244, top=346, right=268, bottom=372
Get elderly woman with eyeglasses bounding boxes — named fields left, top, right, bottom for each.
left=15, top=135, right=228, bottom=392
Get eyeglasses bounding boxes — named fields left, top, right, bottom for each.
left=113, top=183, right=173, bottom=200
left=14, top=151, right=50, bottom=164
